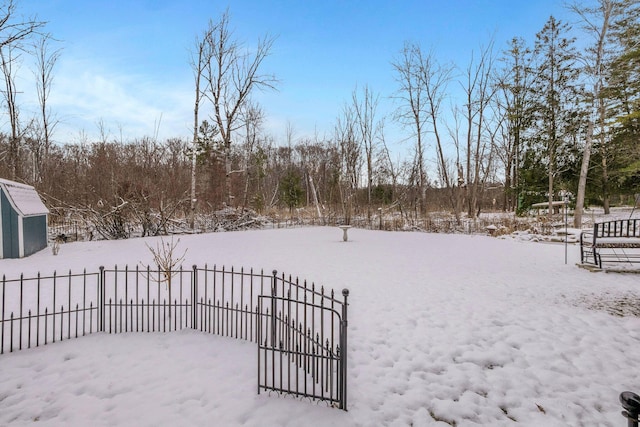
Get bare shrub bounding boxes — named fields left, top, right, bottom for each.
left=140, top=236, right=187, bottom=291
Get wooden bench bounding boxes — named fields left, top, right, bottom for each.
left=580, top=219, right=640, bottom=268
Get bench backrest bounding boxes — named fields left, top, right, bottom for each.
left=593, top=219, right=640, bottom=238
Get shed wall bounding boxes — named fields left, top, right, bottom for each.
left=1, top=190, right=19, bottom=258
left=23, top=215, right=47, bottom=256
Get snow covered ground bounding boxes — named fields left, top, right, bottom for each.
left=1, top=227, right=639, bottom=426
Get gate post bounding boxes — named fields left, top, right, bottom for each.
left=341, top=288, right=349, bottom=410
left=271, top=270, right=277, bottom=347
left=192, top=265, right=198, bottom=329
left=621, top=391, right=640, bottom=427
left=98, top=266, right=105, bottom=332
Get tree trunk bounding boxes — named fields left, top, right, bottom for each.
left=574, top=120, right=593, bottom=227
left=309, top=174, right=323, bottom=221
left=503, top=163, right=512, bottom=211
left=548, top=151, right=555, bottom=219
left=225, top=141, right=233, bottom=206
left=602, top=152, right=610, bottom=214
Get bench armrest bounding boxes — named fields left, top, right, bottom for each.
left=580, top=231, right=594, bottom=245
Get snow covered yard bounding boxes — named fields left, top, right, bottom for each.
left=1, top=227, right=639, bottom=426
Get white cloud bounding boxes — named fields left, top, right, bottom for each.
left=44, top=56, right=194, bottom=143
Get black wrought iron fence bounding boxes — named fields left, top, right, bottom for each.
left=101, top=266, right=195, bottom=333
left=257, top=276, right=348, bottom=409
left=0, top=266, right=349, bottom=410
left=0, top=270, right=101, bottom=352
left=193, top=265, right=271, bottom=342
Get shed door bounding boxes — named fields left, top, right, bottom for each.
left=1, top=191, right=19, bottom=258
left=23, top=215, right=47, bottom=256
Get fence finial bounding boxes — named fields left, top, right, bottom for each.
left=621, top=391, right=640, bottom=427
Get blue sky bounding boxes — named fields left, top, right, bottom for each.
left=16, top=0, right=574, bottom=146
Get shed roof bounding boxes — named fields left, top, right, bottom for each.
left=0, top=178, right=49, bottom=217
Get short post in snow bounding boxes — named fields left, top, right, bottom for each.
left=98, top=266, right=105, bottom=332
left=620, top=391, right=640, bottom=427
left=562, top=191, right=569, bottom=265
left=270, top=270, right=278, bottom=347
left=192, top=265, right=198, bottom=329
left=339, top=225, right=352, bottom=242
left=341, top=288, right=349, bottom=410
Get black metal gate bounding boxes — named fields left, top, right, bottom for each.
left=1, top=265, right=349, bottom=410
left=257, top=272, right=349, bottom=410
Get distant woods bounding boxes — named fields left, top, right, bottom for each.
left=0, top=1, right=639, bottom=231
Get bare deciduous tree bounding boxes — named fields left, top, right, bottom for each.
left=392, top=42, right=429, bottom=214
left=420, top=53, right=455, bottom=201
left=200, top=10, right=277, bottom=206
left=0, top=0, right=45, bottom=49
left=1, top=45, right=23, bottom=179
left=376, top=119, right=407, bottom=218
left=461, top=41, right=498, bottom=219
left=351, top=84, right=380, bottom=219
left=188, top=28, right=209, bottom=229
left=31, top=33, right=61, bottom=183
left=241, top=101, right=263, bottom=209
left=0, top=0, right=46, bottom=180
left=335, top=105, right=359, bottom=224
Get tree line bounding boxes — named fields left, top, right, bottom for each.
left=0, top=0, right=638, bottom=234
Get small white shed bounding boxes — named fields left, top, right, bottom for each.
left=0, top=178, right=50, bottom=258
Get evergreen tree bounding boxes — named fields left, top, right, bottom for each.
left=496, top=37, right=536, bottom=213
left=530, top=16, right=583, bottom=215
left=280, top=169, right=304, bottom=214
left=604, top=0, right=640, bottom=195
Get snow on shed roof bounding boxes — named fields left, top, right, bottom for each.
left=0, top=178, right=49, bottom=216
